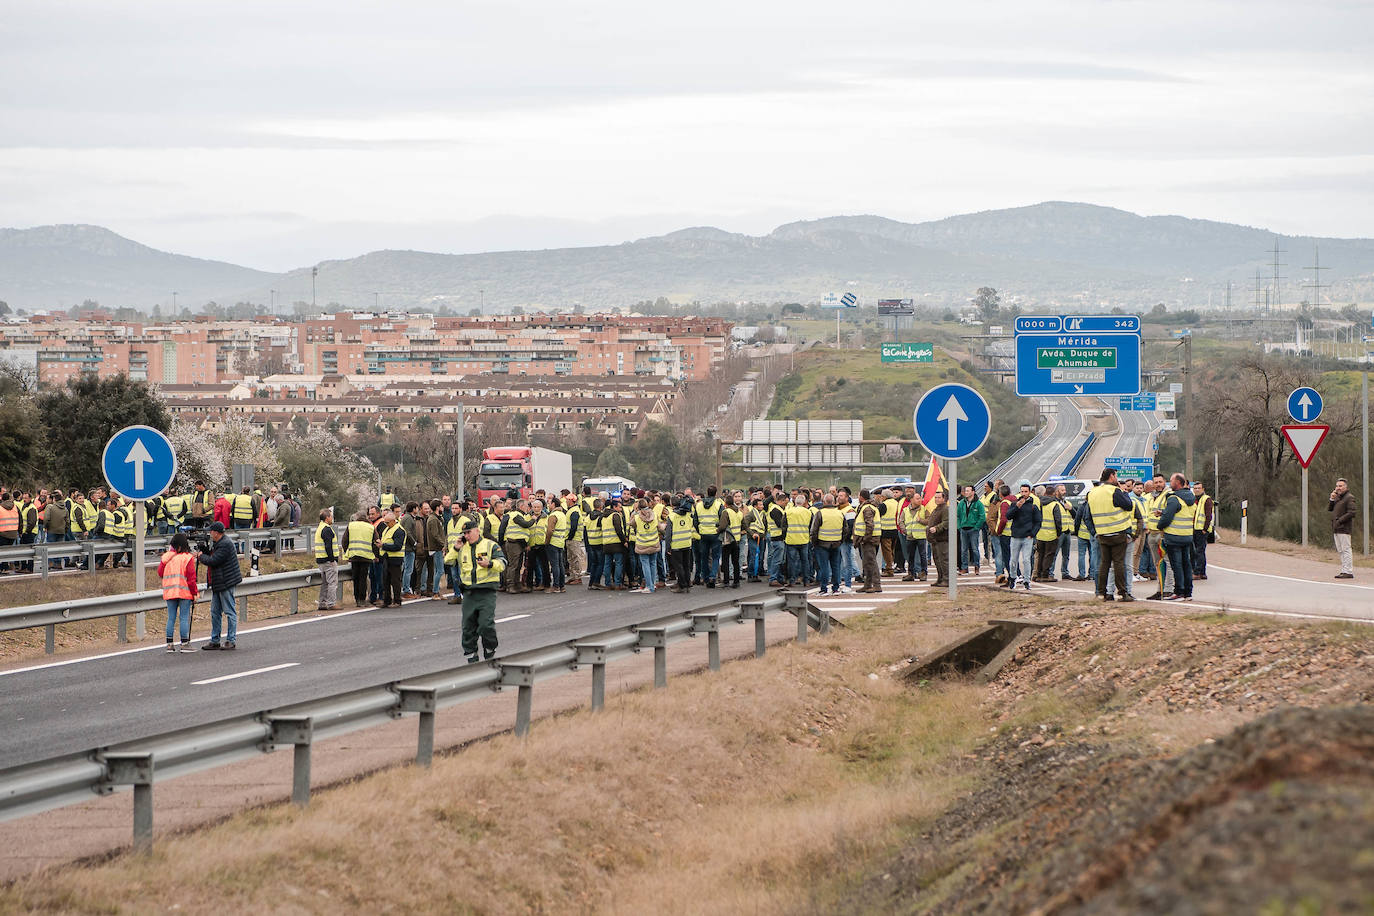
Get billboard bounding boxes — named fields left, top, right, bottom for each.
left=741, top=419, right=863, bottom=467
left=877, top=298, right=915, bottom=316
left=881, top=342, right=934, bottom=363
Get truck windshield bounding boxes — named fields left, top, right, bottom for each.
left=479, top=462, right=524, bottom=490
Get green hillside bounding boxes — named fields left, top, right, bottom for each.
left=760, top=345, right=1038, bottom=486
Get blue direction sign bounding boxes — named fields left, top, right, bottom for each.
left=1287, top=387, right=1323, bottom=423
left=1013, top=328, right=1142, bottom=396
left=101, top=425, right=177, bottom=501
left=913, top=383, right=991, bottom=460
left=1119, top=394, right=1157, bottom=411
left=1105, top=456, right=1153, bottom=481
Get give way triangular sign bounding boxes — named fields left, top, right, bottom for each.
left=1281, top=424, right=1329, bottom=469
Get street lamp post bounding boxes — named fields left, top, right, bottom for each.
left=172, top=291, right=178, bottom=313
left=270, top=289, right=277, bottom=313
left=311, top=266, right=318, bottom=310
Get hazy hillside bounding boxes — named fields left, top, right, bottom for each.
left=0, top=225, right=275, bottom=311
left=4, top=204, right=1372, bottom=313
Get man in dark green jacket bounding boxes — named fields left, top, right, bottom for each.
left=956, top=485, right=986, bottom=574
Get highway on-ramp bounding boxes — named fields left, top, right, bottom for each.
left=0, top=583, right=774, bottom=770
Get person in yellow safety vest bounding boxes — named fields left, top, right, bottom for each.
left=692, top=486, right=726, bottom=588
left=543, top=502, right=569, bottom=593
left=720, top=492, right=745, bottom=589
left=230, top=488, right=255, bottom=529
left=630, top=501, right=665, bottom=594
left=163, top=492, right=186, bottom=534
left=158, top=532, right=199, bottom=651
left=980, top=481, right=1000, bottom=572
left=563, top=495, right=586, bottom=586
left=854, top=489, right=883, bottom=593
left=809, top=494, right=847, bottom=595
left=1159, top=473, right=1198, bottom=602
left=898, top=498, right=929, bottom=581
left=1086, top=468, right=1138, bottom=602
left=523, top=498, right=550, bottom=592
left=341, top=511, right=377, bottom=607
left=313, top=508, right=339, bottom=611
left=379, top=488, right=398, bottom=511
left=1190, top=481, right=1214, bottom=580
left=483, top=500, right=504, bottom=543
left=666, top=498, right=698, bottom=593
left=1033, top=487, right=1065, bottom=582
left=376, top=509, right=406, bottom=607
left=447, top=518, right=507, bottom=663
left=783, top=493, right=813, bottom=588
left=880, top=488, right=902, bottom=576
left=498, top=499, right=534, bottom=593
left=745, top=495, right=767, bottom=583
left=188, top=483, right=214, bottom=527
left=1142, top=475, right=1173, bottom=600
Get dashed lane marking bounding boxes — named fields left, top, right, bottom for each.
left=191, top=662, right=300, bottom=686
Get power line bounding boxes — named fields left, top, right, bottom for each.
left=1303, top=243, right=1330, bottom=309
left=1270, top=238, right=1286, bottom=311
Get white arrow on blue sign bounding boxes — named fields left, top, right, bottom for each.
left=1286, top=387, right=1323, bottom=423
left=101, top=425, right=178, bottom=501
left=913, top=383, right=991, bottom=460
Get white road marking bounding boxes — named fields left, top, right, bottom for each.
left=1208, top=564, right=1374, bottom=591
left=495, top=614, right=530, bottom=624
left=191, top=663, right=300, bottom=685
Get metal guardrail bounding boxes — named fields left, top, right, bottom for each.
left=1060, top=431, right=1097, bottom=477
left=0, top=526, right=319, bottom=580
left=0, top=565, right=348, bottom=654
left=0, top=591, right=817, bottom=850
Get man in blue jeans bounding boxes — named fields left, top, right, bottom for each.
left=956, top=485, right=985, bottom=574
left=196, top=522, right=242, bottom=650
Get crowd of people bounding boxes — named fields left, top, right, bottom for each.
left=0, top=483, right=303, bottom=574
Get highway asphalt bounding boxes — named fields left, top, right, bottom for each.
left=0, top=581, right=774, bottom=770
left=999, top=397, right=1086, bottom=485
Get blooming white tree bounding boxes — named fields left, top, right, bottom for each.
left=169, top=421, right=227, bottom=491
left=213, top=417, right=284, bottom=487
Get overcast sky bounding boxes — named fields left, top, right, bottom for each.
left=3, top=0, right=1372, bottom=270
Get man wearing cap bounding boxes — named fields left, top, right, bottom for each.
left=195, top=521, right=243, bottom=650
left=447, top=517, right=507, bottom=664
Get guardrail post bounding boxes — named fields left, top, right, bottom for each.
left=574, top=644, right=608, bottom=711
left=637, top=627, right=669, bottom=688
left=692, top=613, right=722, bottom=672
left=784, top=590, right=809, bottom=643
left=45, top=624, right=55, bottom=654
left=37, top=544, right=49, bottom=579
left=117, top=615, right=127, bottom=643
left=267, top=716, right=314, bottom=806
left=274, top=530, right=282, bottom=558
left=85, top=541, right=96, bottom=574
left=499, top=664, right=537, bottom=738
left=290, top=588, right=299, bottom=616
left=739, top=601, right=767, bottom=658
left=103, top=752, right=154, bottom=852
left=395, top=686, right=439, bottom=766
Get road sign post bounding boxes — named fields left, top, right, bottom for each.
left=913, top=384, right=992, bottom=601
left=102, top=426, right=178, bottom=643
left=1281, top=424, right=1330, bottom=547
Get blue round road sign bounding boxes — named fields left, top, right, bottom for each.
left=913, top=383, right=991, bottom=460
left=1286, top=387, right=1323, bottom=423
left=101, top=425, right=177, bottom=501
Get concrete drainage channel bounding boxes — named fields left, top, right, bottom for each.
left=902, top=619, right=1054, bottom=685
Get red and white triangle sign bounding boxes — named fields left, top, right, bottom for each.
left=1281, top=424, right=1329, bottom=469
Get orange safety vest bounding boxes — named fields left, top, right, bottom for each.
left=0, top=504, right=18, bottom=537
left=160, top=550, right=195, bottom=600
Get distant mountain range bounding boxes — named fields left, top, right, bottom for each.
left=4, top=203, right=1373, bottom=313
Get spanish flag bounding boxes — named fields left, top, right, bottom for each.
left=921, top=459, right=946, bottom=506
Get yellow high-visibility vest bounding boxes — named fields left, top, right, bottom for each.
left=1087, top=484, right=1132, bottom=536
left=344, top=520, right=376, bottom=560
left=815, top=507, right=844, bottom=543
left=784, top=505, right=812, bottom=546
left=1164, top=492, right=1197, bottom=537
left=668, top=512, right=697, bottom=549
